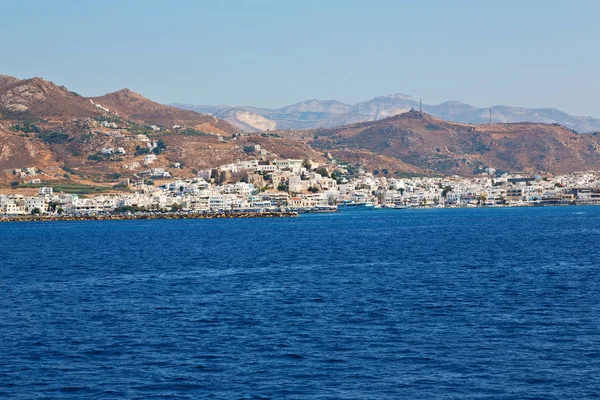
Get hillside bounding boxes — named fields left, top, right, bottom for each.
left=174, top=94, right=600, bottom=133
left=90, top=89, right=235, bottom=135
left=0, top=76, right=255, bottom=186
left=0, top=76, right=99, bottom=119
left=3, top=74, right=600, bottom=190
left=278, top=110, right=600, bottom=175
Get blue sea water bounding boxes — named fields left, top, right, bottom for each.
left=1, top=207, right=600, bottom=399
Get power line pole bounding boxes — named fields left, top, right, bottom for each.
left=420, top=99, right=422, bottom=114
left=489, top=109, right=492, bottom=124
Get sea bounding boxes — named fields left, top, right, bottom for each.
left=1, top=207, right=599, bottom=399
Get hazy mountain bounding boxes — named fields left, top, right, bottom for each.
left=173, top=94, right=600, bottom=133
left=179, top=99, right=354, bottom=131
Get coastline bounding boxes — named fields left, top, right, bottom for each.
left=0, top=211, right=298, bottom=223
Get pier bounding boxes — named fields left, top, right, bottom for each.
left=0, top=211, right=298, bottom=223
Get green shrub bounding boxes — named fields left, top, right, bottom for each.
left=135, top=146, right=151, bottom=156
left=182, top=128, right=209, bottom=136
left=87, top=154, right=104, bottom=161
left=315, top=167, right=329, bottom=177
left=13, top=123, right=41, bottom=134
left=38, top=131, right=70, bottom=144
left=114, top=205, right=146, bottom=213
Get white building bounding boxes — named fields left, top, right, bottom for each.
left=39, top=187, right=53, bottom=196
left=25, top=197, right=46, bottom=212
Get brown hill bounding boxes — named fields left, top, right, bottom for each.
left=0, top=77, right=99, bottom=120
left=0, top=75, right=22, bottom=91
left=279, top=110, right=600, bottom=175
left=0, top=75, right=324, bottom=187
left=0, top=75, right=245, bottom=185
left=0, top=75, right=238, bottom=135
left=90, top=89, right=235, bottom=135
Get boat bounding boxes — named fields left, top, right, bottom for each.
left=312, top=205, right=338, bottom=213
left=337, top=201, right=375, bottom=211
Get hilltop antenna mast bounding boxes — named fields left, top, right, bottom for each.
left=419, top=99, right=422, bottom=114
left=489, top=109, right=492, bottom=124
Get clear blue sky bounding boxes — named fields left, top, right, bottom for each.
left=2, top=0, right=599, bottom=116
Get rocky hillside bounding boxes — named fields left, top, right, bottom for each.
left=0, top=76, right=238, bottom=131
left=3, top=74, right=600, bottom=189
left=278, top=110, right=600, bottom=176
left=0, top=76, right=98, bottom=119
left=0, top=76, right=257, bottom=186
left=175, top=94, right=600, bottom=133
left=90, top=89, right=235, bottom=135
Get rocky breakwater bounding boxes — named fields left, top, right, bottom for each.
left=0, top=211, right=298, bottom=223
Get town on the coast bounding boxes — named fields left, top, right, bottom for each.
left=3, top=157, right=600, bottom=218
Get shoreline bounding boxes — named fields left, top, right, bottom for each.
left=0, top=211, right=298, bottom=223
left=2, top=203, right=598, bottom=223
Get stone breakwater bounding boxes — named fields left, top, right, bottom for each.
left=0, top=211, right=298, bottom=223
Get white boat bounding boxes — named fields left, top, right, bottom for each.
left=337, top=201, right=375, bottom=211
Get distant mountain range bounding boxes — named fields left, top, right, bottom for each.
left=173, top=94, right=600, bottom=133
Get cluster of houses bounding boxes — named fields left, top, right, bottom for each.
left=6, top=167, right=38, bottom=179
left=3, top=158, right=600, bottom=216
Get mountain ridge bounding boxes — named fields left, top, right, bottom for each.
left=173, top=94, right=600, bottom=133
